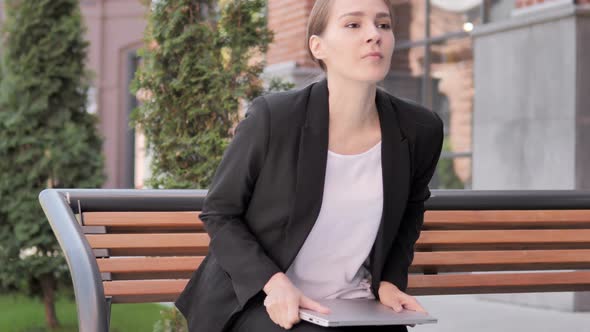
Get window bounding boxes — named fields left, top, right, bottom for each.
left=382, top=0, right=487, bottom=189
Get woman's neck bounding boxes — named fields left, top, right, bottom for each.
left=326, top=76, right=379, bottom=133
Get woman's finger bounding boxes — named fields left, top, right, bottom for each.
left=287, top=301, right=301, bottom=326
left=401, top=296, right=427, bottom=313
left=269, top=303, right=286, bottom=328
left=300, top=295, right=331, bottom=314
left=279, top=303, right=292, bottom=329
left=266, top=306, right=279, bottom=326
left=388, top=298, right=403, bottom=313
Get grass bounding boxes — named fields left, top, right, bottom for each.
left=0, top=292, right=168, bottom=332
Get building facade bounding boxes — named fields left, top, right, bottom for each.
left=80, top=0, right=147, bottom=188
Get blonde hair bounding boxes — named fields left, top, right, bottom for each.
left=306, top=0, right=394, bottom=72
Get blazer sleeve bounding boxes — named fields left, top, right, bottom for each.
left=380, top=112, right=444, bottom=292
left=199, top=96, right=281, bottom=309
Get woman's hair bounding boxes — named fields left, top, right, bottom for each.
left=306, top=0, right=394, bottom=72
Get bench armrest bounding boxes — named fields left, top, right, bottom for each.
left=39, top=189, right=109, bottom=332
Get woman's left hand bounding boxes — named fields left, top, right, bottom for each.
left=378, top=281, right=427, bottom=328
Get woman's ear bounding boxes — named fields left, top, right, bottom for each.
left=309, top=35, right=325, bottom=60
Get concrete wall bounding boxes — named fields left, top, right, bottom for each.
left=472, top=2, right=590, bottom=311
left=576, top=11, right=590, bottom=190
left=473, top=5, right=578, bottom=190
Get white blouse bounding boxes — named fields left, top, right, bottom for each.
left=285, top=140, right=383, bottom=300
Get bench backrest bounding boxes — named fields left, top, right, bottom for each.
left=82, top=211, right=207, bottom=303
left=413, top=209, right=590, bottom=295
left=39, top=189, right=590, bottom=332
left=82, top=207, right=590, bottom=303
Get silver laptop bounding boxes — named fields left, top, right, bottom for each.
left=299, top=298, right=438, bottom=327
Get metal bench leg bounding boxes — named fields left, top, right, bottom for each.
left=106, top=297, right=112, bottom=331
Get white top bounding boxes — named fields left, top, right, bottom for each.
left=285, top=140, right=383, bottom=300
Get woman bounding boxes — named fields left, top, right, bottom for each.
left=174, top=0, right=444, bottom=331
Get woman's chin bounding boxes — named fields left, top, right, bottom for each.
left=357, top=71, right=389, bottom=84
left=333, top=67, right=390, bottom=83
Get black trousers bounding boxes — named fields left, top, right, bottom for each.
left=228, top=292, right=408, bottom=332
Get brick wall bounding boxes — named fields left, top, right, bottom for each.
left=516, top=0, right=559, bottom=7
left=516, top=0, right=589, bottom=8
left=267, top=0, right=316, bottom=68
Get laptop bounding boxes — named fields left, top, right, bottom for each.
left=299, top=298, right=438, bottom=327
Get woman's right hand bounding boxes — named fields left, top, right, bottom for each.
left=262, top=272, right=331, bottom=330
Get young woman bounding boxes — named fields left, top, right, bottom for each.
left=174, top=0, right=444, bottom=331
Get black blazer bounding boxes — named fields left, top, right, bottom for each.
left=174, top=78, right=444, bottom=332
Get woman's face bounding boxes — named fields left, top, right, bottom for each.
left=310, top=0, right=395, bottom=83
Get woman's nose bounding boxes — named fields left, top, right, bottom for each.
left=366, top=26, right=381, bottom=45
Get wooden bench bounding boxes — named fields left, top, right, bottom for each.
left=39, top=189, right=590, bottom=332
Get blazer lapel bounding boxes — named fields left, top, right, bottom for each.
left=369, top=89, right=411, bottom=294
left=281, top=78, right=330, bottom=270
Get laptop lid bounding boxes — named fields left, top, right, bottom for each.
left=299, top=298, right=438, bottom=327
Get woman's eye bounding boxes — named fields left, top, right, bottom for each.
left=345, top=22, right=391, bottom=29
left=346, top=23, right=391, bottom=29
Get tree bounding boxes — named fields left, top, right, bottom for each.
left=0, top=0, right=104, bottom=328
left=132, top=0, right=294, bottom=190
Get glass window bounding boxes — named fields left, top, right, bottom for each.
left=387, top=1, right=478, bottom=189
left=429, top=37, right=474, bottom=189
left=381, top=47, right=425, bottom=104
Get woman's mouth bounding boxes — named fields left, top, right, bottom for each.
left=363, top=52, right=383, bottom=60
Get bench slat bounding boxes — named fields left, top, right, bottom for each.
left=410, top=249, right=590, bottom=272
left=87, top=233, right=210, bottom=249
left=95, top=227, right=205, bottom=234
left=104, top=279, right=188, bottom=303
left=108, top=272, right=194, bottom=281
left=425, top=210, right=590, bottom=222
left=83, top=212, right=204, bottom=228
left=424, top=210, right=590, bottom=230
left=97, top=250, right=590, bottom=275
left=97, top=256, right=204, bottom=273
left=417, top=229, right=590, bottom=250
left=106, top=248, right=207, bottom=256
left=102, top=270, right=590, bottom=303
left=407, top=271, right=590, bottom=295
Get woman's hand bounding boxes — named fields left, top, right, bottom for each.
left=378, top=281, right=426, bottom=328
left=263, top=272, right=331, bottom=330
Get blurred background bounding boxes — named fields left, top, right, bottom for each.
left=0, top=0, right=581, bottom=193
left=0, top=0, right=582, bottom=192
left=0, top=0, right=589, bottom=331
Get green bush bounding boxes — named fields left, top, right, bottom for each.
left=0, top=0, right=104, bottom=329
left=437, top=136, right=465, bottom=189
left=131, top=0, right=293, bottom=189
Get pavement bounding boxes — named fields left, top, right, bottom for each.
left=162, top=294, right=590, bottom=331
left=411, top=294, right=590, bottom=332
